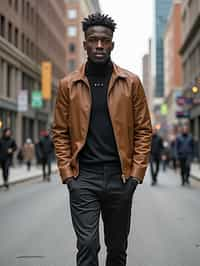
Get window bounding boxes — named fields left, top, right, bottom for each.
left=67, top=9, right=77, bottom=19
left=7, top=65, right=12, bottom=98
left=9, top=0, right=12, bottom=6
left=8, top=22, right=12, bottom=43
left=22, top=0, right=25, bottom=16
left=0, top=15, right=5, bottom=37
left=14, top=0, right=18, bottom=12
left=67, top=26, right=77, bottom=37
left=68, top=60, right=76, bottom=72
left=27, top=2, right=30, bottom=20
left=14, top=27, right=18, bottom=47
left=21, top=33, right=24, bottom=52
left=69, top=43, right=76, bottom=53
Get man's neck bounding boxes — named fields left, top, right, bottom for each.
left=85, top=58, right=113, bottom=77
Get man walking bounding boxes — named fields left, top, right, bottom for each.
left=52, top=13, right=152, bottom=266
left=38, top=130, right=54, bottom=181
left=176, top=124, right=194, bottom=185
left=0, top=128, right=17, bottom=190
left=150, top=127, right=163, bottom=185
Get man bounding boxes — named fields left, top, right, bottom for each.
left=38, top=130, right=54, bottom=181
left=176, top=124, right=194, bottom=185
left=150, top=127, right=163, bottom=185
left=0, top=128, right=17, bottom=190
left=52, top=13, right=152, bottom=266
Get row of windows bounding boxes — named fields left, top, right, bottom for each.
left=9, top=0, right=35, bottom=24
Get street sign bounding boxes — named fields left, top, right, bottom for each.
left=41, top=61, right=52, bottom=100
left=32, top=91, right=43, bottom=108
left=18, top=90, right=28, bottom=112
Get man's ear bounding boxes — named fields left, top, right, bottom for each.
left=111, top=42, right=115, bottom=51
left=83, top=41, right=87, bottom=51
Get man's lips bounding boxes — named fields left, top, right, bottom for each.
left=94, top=53, right=105, bottom=57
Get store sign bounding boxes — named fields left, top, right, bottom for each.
left=32, top=91, right=43, bottom=108
left=41, top=61, right=52, bottom=100
left=160, top=103, right=168, bottom=115
left=176, top=96, right=193, bottom=106
left=176, top=110, right=190, bottom=118
left=18, top=90, right=28, bottom=112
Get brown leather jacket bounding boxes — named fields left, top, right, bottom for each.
left=52, top=63, right=152, bottom=184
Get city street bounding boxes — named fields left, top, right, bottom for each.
left=0, top=168, right=200, bottom=266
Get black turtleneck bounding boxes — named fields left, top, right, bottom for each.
left=78, top=59, right=120, bottom=165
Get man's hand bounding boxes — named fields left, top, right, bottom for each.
left=63, top=177, right=74, bottom=185
left=130, top=176, right=140, bottom=184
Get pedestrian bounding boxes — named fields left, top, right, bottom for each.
left=176, top=124, right=194, bottom=186
left=161, top=139, right=170, bottom=172
left=23, top=138, right=35, bottom=171
left=169, top=135, right=177, bottom=171
left=38, top=130, right=54, bottom=181
left=52, top=13, right=152, bottom=266
left=0, top=128, right=17, bottom=190
left=150, top=126, right=163, bottom=185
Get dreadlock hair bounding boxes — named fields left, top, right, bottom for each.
left=82, top=13, right=117, bottom=33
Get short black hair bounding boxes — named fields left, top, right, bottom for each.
left=82, top=13, right=117, bottom=33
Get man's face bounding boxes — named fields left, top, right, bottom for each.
left=83, top=25, right=114, bottom=64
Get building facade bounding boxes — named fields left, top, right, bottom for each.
left=65, top=0, right=101, bottom=74
left=164, top=0, right=183, bottom=125
left=180, top=0, right=200, bottom=142
left=152, top=0, right=172, bottom=107
left=0, top=0, right=66, bottom=146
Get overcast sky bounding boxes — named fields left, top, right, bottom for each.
left=99, top=0, right=153, bottom=77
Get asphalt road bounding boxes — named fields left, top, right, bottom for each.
left=0, top=167, right=200, bottom=266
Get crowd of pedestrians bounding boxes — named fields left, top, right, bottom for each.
left=150, top=123, right=198, bottom=186
left=0, top=128, right=54, bottom=190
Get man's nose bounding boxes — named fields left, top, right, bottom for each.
left=97, top=40, right=103, bottom=48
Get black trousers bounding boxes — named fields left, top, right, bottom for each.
left=150, top=157, right=160, bottom=183
left=179, top=158, right=190, bottom=184
left=67, top=163, right=137, bottom=266
left=0, top=159, right=11, bottom=186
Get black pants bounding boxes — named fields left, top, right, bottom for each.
left=67, top=163, right=137, bottom=266
left=179, top=158, right=190, bottom=184
left=0, top=159, right=11, bottom=187
left=150, top=157, right=160, bottom=183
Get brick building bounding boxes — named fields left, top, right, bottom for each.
left=180, top=0, right=200, bottom=141
left=64, top=0, right=101, bottom=74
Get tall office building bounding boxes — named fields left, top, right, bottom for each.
left=152, top=0, right=172, bottom=109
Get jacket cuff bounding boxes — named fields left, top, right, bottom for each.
left=130, top=165, right=147, bottom=184
left=59, top=165, right=74, bottom=183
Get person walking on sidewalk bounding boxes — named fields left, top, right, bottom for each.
left=0, top=128, right=17, bottom=190
left=176, top=124, right=194, bottom=185
left=150, top=127, right=163, bottom=185
left=23, top=138, right=35, bottom=171
left=38, top=131, right=54, bottom=181
left=52, top=13, right=152, bottom=266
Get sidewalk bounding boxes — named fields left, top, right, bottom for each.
left=0, top=163, right=58, bottom=187
left=191, top=162, right=200, bottom=181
